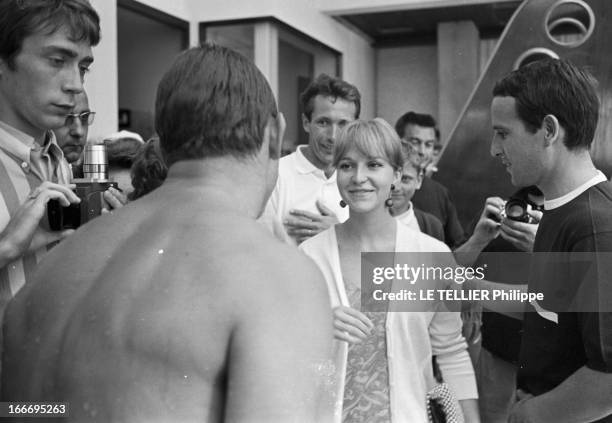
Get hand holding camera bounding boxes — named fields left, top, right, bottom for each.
left=499, top=206, right=542, bottom=252
left=470, top=196, right=505, bottom=246
left=48, top=144, right=118, bottom=230
left=484, top=195, right=542, bottom=252
left=0, top=182, right=80, bottom=267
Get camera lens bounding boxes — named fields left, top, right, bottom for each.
left=505, top=198, right=529, bottom=222
left=82, top=144, right=108, bottom=180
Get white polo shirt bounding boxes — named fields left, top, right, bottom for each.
left=260, top=145, right=349, bottom=245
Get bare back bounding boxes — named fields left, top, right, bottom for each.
left=2, top=175, right=333, bottom=422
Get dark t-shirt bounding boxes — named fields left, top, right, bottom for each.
left=518, top=181, right=612, bottom=422
left=412, top=177, right=466, bottom=249
left=476, top=236, right=528, bottom=364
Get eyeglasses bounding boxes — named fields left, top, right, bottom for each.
left=65, top=111, right=96, bottom=126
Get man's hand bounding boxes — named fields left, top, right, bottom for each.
left=284, top=200, right=339, bottom=243
left=508, top=389, right=536, bottom=423
left=472, top=196, right=504, bottom=245
left=102, top=187, right=128, bottom=213
left=0, top=182, right=80, bottom=267
left=333, top=306, right=373, bottom=344
left=454, top=196, right=504, bottom=266
left=500, top=208, right=542, bottom=252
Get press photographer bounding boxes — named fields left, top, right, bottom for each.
left=0, top=0, right=101, bottom=314
left=48, top=143, right=118, bottom=230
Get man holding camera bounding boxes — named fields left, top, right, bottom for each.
left=455, top=187, right=543, bottom=423
left=0, top=0, right=99, bottom=317
left=489, top=59, right=612, bottom=423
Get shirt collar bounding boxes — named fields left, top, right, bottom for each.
left=0, top=120, right=65, bottom=165
left=294, top=145, right=337, bottom=181
left=395, top=202, right=415, bottom=220
left=544, top=170, right=607, bottom=210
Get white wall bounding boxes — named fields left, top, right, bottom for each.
left=342, top=31, right=376, bottom=119
left=317, top=0, right=519, bottom=14
left=376, top=44, right=438, bottom=126
left=188, top=0, right=352, bottom=53
left=88, top=0, right=118, bottom=140
left=188, top=0, right=376, bottom=118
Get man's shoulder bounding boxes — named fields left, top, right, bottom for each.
left=414, top=208, right=442, bottom=224
left=562, top=182, right=612, bottom=227
left=278, top=149, right=300, bottom=172
left=540, top=183, right=612, bottom=251
left=588, top=181, right=612, bottom=205
left=273, top=151, right=302, bottom=192
left=215, top=219, right=323, bottom=282
left=578, top=182, right=612, bottom=234
left=414, top=208, right=445, bottom=241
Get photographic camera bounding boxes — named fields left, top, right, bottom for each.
left=48, top=144, right=118, bottom=230
left=503, top=198, right=531, bottom=223
left=501, top=197, right=543, bottom=224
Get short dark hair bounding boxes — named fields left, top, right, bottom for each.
left=0, top=0, right=100, bottom=69
left=300, top=74, right=361, bottom=121
left=394, top=112, right=437, bottom=138
left=492, top=58, right=599, bottom=150
left=129, top=138, right=168, bottom=201
left=155, top=43, right=278, bottom=166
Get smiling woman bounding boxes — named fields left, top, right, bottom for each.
left=333, top=119, right=402, bottom=215
left=300, top=118, right=480, bottom=422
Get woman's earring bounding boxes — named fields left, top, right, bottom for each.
left=339, top=199, right=347, bottom=208
left=385, top=184, right=395, bottom=207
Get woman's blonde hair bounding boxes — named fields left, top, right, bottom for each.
left=332, top=118, right=404, bottom=171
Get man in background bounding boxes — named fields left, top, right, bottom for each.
left=261, top=73, right=360, bottom=244
left=53, top=91, right=92, bottom=164
left=395, top=111, right=466, bottom=248
left=390, top=159, right=444, bottom=242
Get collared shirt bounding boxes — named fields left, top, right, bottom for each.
left=0, top=121, right=71, bottom=302
left=260, top=145, right=349, bottom=245
left=394, top=202, right=419, bottom=232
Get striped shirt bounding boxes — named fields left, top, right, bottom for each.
left=0, top=121, right=71, bottom=311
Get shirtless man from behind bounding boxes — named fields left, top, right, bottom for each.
left=2, top=44, right=333, bottom=423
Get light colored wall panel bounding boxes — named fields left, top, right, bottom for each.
left=376, top=45, right=438, bottom=127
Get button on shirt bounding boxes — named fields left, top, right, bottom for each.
left=260, top=145, right=349, bottom=245
left=0, top=121, right=71, bottom=301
